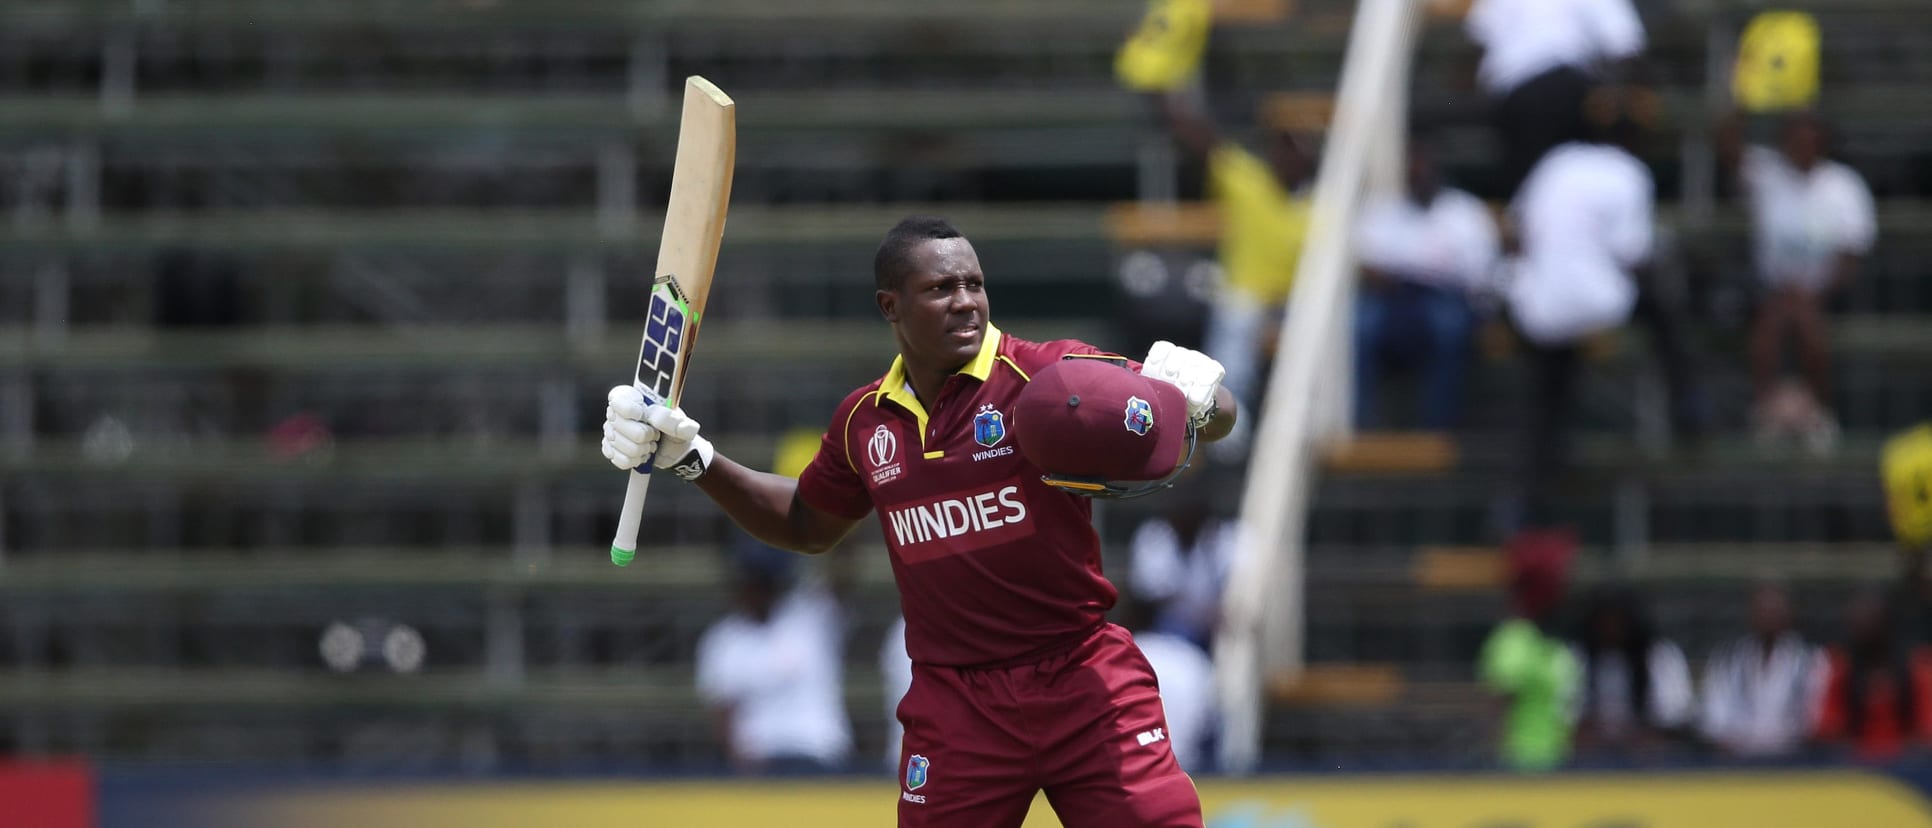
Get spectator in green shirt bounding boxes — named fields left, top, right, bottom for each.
left=1481, top=529, right=1582, bottom=771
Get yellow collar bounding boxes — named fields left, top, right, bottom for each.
left=875, top=323, right=1003, bottom=433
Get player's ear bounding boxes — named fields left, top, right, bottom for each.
left=876, top=289, right=898, bottom=323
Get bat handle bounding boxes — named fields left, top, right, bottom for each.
left=610, top=461, right=656, bottom=566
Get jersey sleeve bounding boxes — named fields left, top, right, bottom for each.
left=1646, top=640, right=1695, bottom=728
left=794, top=387, right=879, bottom=521
left=1007, top=336, right=1143, bottom=376
left=693, top=625, right=737, bottom=705
left=1608, top=157, right=1656, bottom=269
left=1352, top=199, right=1405, bottom=274
left=1447, top=191, right=1503, bottom=288
left=1829, top=166, right=1878, bottom=254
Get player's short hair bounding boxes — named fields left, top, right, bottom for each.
left=874, top=215, right=964, bottom=293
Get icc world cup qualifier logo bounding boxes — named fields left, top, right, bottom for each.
left=868, top=424, right=898, bottom=468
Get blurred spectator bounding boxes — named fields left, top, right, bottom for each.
left=1352, top=137, right=1500, bottom=430
left=1699, top=582, right=1827, bottom=760
left=879, top=616, right=912, bottom=772
left=1893, top=430, right=1932, bottom=601
left=694, top=542, right=852, bottom=774
left=1717, top=112, right=1876, bottom=455
left=1480, top=529, right=1580, bottom=771
left=1154, top=89, right=1315, bottom=439
left=1571, top=587, right=1694, bottom=760
left=1129, top=494, right=1235, bottom=649
left=1465, top=0, right=1646, bottom=196
left=1505, top=106, right=1653, bottom=528
left=1109, top=0, right=1215, bottom=360
left=1815, top=591, right=1932, bottom=763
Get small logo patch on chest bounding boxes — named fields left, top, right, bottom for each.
left=868, top=424, right=905, bottom=486
left=973, top=404, right=1007, bottom=447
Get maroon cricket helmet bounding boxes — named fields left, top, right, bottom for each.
left=1012, top=356, right=1195, bottom=497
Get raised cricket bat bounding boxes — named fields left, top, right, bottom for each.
left=611, top=76, right=736, bottom=566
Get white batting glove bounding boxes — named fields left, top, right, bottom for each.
left=601, top=385, right=714, bottom=481
left=1139, top=340, right=1224, bottom=430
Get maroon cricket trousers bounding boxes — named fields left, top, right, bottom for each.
left=894, top=623, right=1204, bottom=827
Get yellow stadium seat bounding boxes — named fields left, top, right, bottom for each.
left=1104, top=201, right=1223, bottom=246
left=1322, top=432, right=1459, bottom=475
left=1270, top=663, right=1405, bottom=707
left=1260, top=91, right=1336, bottom=133
left=1413, top=547, right=1507, bottom=590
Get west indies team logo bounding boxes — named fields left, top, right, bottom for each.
left=1124, top=396, right=1154, bottom=436
left=905, top=754, right=930, bottom=791
left=972, top=404, right=1006, bottom=447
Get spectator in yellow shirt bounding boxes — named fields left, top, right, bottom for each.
left=1155, top=91, right=1314, bottom=432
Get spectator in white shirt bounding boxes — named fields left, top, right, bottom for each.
left=1353, top=138, right=1500, bottom=430
left=1700, top=583, right=1828, bottom=760
left=1129, top=496, right=1235, bottom=650
left=1465, top=0, right=1646, bottom=196
left=694, top=544, right=852, bottom=774
left=1718, top=112, right=1877, bottom=453
left=1571, top=587, right=1695, bottom=761
left=1506, top=110, right=1654, bottom=527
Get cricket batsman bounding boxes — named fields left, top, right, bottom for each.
left=602, top=216, right=1236, bottom=826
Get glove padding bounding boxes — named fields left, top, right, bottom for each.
left=1139, top=341, right=1224, bottom=430
left=602, top=385, right=714, bottom=481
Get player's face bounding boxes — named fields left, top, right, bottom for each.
left=1781, top=118, right=1823, bottom=169
left=1750, top=586, right=1791, bottom=638
left=880, top=237, right=990, bottom=372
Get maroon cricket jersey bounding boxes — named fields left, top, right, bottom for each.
left=797, top=324, right=1130, bottom=667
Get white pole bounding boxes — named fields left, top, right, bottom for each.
left=1214, top=0, right=1421, bottom=775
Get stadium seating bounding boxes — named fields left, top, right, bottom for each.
left=1, top=0, right=1928, bottom=768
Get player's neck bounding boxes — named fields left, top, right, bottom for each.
left=904, top=364, right=951, bottom=410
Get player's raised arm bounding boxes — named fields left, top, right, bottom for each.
left=1153, top=90, right=1221, bottom=163
left=693, top=454, right=862, bottom=555
left=602, top=385, right=861, bottom=555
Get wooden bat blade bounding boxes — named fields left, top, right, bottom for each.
left=656, top=75, right=734, bottom=345
left=629, top=76, right=735, bottom=411
left=612, top=75, right=736, bottom=565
